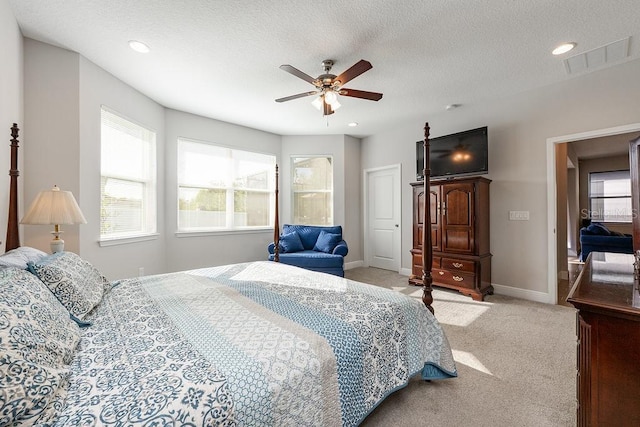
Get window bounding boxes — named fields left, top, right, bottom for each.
left=100, top=107, right=157, bottom=240
left=588, top=170, right=632, bottom=222
left=177, top=139, right=276, bottom=231
left=291, top=156, right=333, bottom=225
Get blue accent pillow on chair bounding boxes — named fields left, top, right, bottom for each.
left=279, top=231, right=305, bottom=253
left=586, top=223, right=610, bottom=235
left=313, top=230, right=342, bottom=253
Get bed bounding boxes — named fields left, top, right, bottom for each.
left=1, top=123, right=456, bottom=426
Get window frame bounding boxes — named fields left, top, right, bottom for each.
left=290, top=155, right=334, bottom=226
left=587, top=169, right=632, bottom=224
left=99, top=106, right=157, bottom=244
left=176, top=137, right=276, bottom=234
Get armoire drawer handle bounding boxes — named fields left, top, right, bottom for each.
left=439, top=271, right=445, bottom=275
left=453, top=276, right=464, bottom=282
left=452, top=262, right=464, bottom=268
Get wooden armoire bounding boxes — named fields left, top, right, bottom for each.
left=409, top=176, right=493, bottom=301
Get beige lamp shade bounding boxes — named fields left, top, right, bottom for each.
left=20, top=185, right=87, bottom=252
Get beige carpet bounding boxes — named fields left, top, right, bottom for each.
left=346, top=267, right=576, bottom=427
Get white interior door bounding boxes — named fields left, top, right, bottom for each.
left=365, top=165, right=401, bottom=271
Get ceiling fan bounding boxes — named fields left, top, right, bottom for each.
left=275, top=59, right=383, bottom=116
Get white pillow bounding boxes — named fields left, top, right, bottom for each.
left=0, top=246, right=48, bottom=269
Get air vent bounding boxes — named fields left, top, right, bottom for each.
left=563, top=37, right=631, bottom=75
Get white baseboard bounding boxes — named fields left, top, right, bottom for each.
left=344, top=260, right=364, bottom=270
left=491, top=283, right=554, bottom=304
left=399, top=268, right=411, bottom=276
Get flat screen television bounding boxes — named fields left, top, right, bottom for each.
left=416, top=126, right=488, bottom=180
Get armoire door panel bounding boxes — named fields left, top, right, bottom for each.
left=444, top=230, right=472, bottom=252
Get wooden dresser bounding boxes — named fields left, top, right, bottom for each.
left=566, top=252, right=640, bottom=426
left=409, top=176, right=492, bottom=300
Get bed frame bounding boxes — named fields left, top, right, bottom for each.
left=271, top=122, right=435, bottom=313
left=5, top=123, right=434, bottom=312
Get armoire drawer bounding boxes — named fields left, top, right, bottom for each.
left=433, top=268, right=476, bottom=289
left=442, top=258, right=475, bottom=273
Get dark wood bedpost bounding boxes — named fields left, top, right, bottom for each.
left=6, top=123, right=20, bottom=251
left=273, top=164, right=280, bottom=262
left=422, top=123, right=434, bottom=314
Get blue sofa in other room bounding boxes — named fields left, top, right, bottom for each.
left=579, top=222, right=633, bottom=262
left=268, top=224, right=348, bottom=277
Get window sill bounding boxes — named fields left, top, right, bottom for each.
left=99, top=233, right=160, bottom=247
left=175, top=228, right=272, bottom=238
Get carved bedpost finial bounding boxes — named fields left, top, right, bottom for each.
left=422, top=122, right=434, bottom=314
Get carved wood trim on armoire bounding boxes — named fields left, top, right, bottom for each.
left=409, top=176, right=493, bottom=301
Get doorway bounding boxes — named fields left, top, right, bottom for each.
left=363, top=164, right=401, bottom=271
left=547, top=123, right=640, bottom=304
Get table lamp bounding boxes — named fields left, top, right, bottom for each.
left=20, top=185, right=87, bottom=253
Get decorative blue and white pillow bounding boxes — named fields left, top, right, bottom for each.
left=0, top=267, right=79, bottom=425
left=28, top=251, right=109, bottom=321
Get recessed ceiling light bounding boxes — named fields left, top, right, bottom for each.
left=552, top=42, right=576, bottom=55
left=445, top=104, right=461, bottom=111
left=348, top=122, right=358, bottom=127
left=128, top=40, right=150, bottom=53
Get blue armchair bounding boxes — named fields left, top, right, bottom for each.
left=268, top=224, right=348, bottom=277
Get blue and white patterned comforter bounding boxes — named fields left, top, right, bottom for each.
left=51, top=261, right=456, bottom=426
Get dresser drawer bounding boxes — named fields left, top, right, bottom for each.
left=442, top=257, right=475, bottom=273
left=433, top=268, right=476, bottom=289
left=412, top=254, right=441, bottom=276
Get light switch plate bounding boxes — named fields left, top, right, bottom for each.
left=509, top=210, right=530, bottom=221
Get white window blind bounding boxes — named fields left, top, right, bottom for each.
left=588, top=170, right=632, bottom=223
left=100, top=107, right=157, bottom=239
left=291, top=156, right=333, bottom=225
left=177, top=138, right=276, bottom=231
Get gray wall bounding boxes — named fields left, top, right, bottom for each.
left=361, top=57, right=640, bottom=301
left=281, top=135, right=363, bottom=264
left=21, top=40, right=284, bottom=279
left=164, top=108, right=281, bottom=272
left=0, top=2, right=22, bottom=252
left=23, top=39, right=166, bottom=279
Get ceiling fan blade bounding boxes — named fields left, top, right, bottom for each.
left=279, top=64, right=316, bottom=84
left=334, top=60, right=372, bottom=86
left=275, top=91, right=318, bottom=103
left=340, top=88, right=383, bottom=101
left=323, top=99, right=334, bottom=116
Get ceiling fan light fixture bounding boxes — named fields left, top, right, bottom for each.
left=324, top=90, right=338, bottom=105
left=331, top=99, right=341, bottom=110
left=311, top=96, right=323, bottom=110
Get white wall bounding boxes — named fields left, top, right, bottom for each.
left=164, top=109, right=281, bottom=272
left=361, top=58, right=640, bottom=300
left=0, top=1, right=22, bottom=251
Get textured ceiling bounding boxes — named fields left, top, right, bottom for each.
left=8, top=0, right=640, bottom=137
